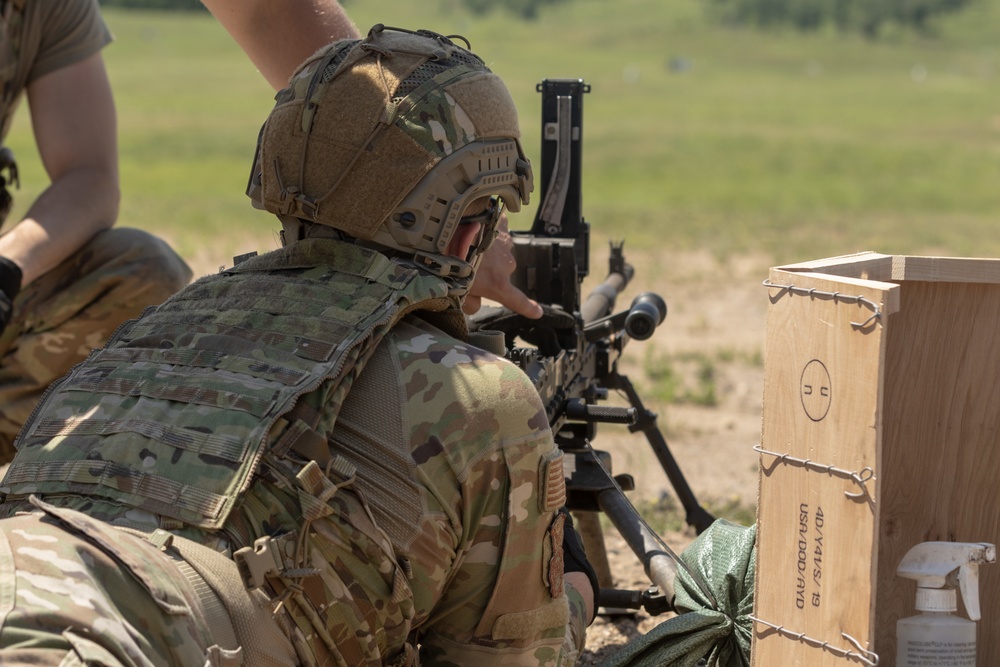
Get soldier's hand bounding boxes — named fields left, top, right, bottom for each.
left=0, top=256, right=22, bottom=335
left=463, top=214, right=543, bottom=319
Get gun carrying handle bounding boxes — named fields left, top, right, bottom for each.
left=536, top=94, right=573, bottom=236
left=531, top=78, right=589, bottom=240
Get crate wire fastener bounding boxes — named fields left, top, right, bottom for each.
left=753, top=445, right=876, bottom=504
left=750, top=616, right=880, bottom=666
left=762, top=279, right=882, bottom=330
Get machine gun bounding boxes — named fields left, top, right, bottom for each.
left=469, top=79, right=717, bottom=615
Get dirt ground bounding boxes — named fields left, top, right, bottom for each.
left=586, top=246, right=769, bottom=508
left=574, top=246, right=772, bottom=663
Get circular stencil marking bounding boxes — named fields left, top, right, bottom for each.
left=800, top=360, right=832, bottom=422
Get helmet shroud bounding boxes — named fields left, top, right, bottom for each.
left=248, top=25, right=533, bottom=279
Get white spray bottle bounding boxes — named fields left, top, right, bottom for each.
left=896, top=541, right=996, bottom=667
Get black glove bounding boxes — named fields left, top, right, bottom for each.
left=0, top=146, right=19, bottom=225
left=560, top=507, right=600, bottom=618
left=0, top=256, right=23, bottom=335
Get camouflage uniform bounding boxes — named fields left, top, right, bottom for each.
left=0, top=237, right=587, bottom=665
left=0, top=25, right=588, bottom=666
left=0, top=0, right=193, bottom=457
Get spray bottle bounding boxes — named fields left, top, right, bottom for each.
left=896, top=541, right=996, bottom=667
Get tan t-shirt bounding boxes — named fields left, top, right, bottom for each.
left=0, top=0, right=112, bottom=140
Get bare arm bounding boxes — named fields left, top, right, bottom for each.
left=0, top=52, right=119, bottom=286
left=201, top=0, right=360, bottom=90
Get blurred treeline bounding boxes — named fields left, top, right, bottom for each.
left=98, top=0, right=980, bottom=35
left=707, top=0, right=975, bottom=36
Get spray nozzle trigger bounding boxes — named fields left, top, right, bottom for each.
left=897, top=542, right=995, bottom=621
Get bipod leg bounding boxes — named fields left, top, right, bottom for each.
left=565, top=446, right=714, bottom=615
left=606, top=371, right=715, bottom=534
left=597, top=485, right=681, bottom=605
left=572, top=510, right=614, bottom=590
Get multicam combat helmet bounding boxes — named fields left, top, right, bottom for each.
left=247, top=24, right=534, bottom=279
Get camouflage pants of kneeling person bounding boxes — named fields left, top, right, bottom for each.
left=0, top=227, right=192, bottom=459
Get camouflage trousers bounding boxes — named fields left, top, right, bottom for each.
left=0, top=497, right=298, bottom=667
left=0, top=227, right=191, bottom=459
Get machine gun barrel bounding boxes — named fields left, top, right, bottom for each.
left=581, top=259, right=634, bottom=325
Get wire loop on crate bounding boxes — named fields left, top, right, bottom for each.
left=762, top=279, right=881, bottom=329
left=750, top=615, right=880, bottom=666
left=753, top=445, right=875, bottom=503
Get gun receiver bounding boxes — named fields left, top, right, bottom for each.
left=469, top=79, right=715, bottom=615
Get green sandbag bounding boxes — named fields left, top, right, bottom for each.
left=599, top=520, right=756, bottom=667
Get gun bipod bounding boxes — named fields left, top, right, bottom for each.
left=598, top=586, right=673, bottom=617
left=563, top=445, right=717, bottom=616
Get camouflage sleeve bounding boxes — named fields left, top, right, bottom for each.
left=393, top=319, right=584, bottom=666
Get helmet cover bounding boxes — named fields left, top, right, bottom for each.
left=247, top=24, right=533, bottom=274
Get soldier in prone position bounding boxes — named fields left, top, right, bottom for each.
left=0, top=25, right=598, bottom=666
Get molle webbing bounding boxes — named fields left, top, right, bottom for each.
left=1, top=240, right=453, bottom=529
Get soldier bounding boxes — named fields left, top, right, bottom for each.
left=0, top=25, right=596, bottom=666
left=0, top=0, right=192, bottom=458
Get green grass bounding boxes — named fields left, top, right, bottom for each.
left=4, top=0, right=1000, bottom=271
left=643, top=348, right=723, bottom=407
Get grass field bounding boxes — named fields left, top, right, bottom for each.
left=5, top=0, right=1000, bottom=270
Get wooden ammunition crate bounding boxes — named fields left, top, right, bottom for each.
left=752, top=252, right=1000, bottom=667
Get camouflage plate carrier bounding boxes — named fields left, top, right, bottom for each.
left=0, top=239, right=456, bottom=531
